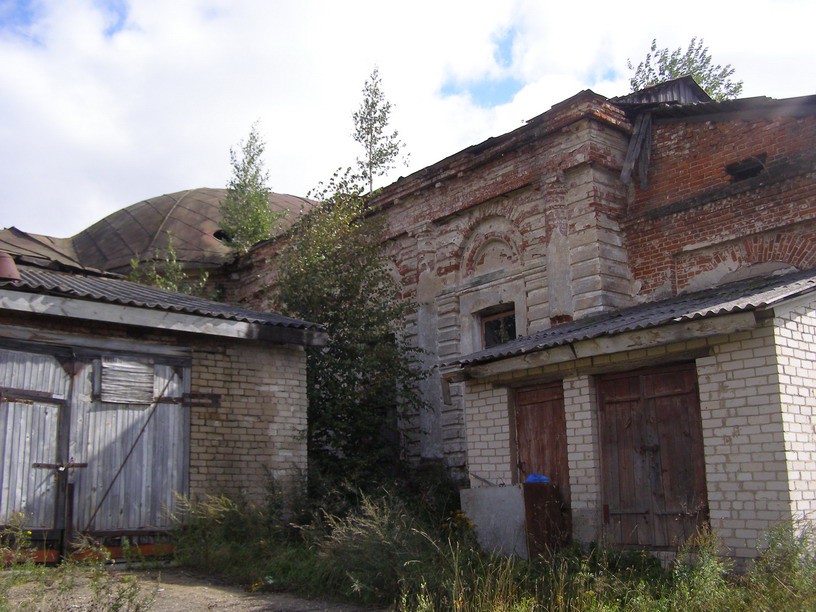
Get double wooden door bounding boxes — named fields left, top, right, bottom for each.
left=0, top=345, right=189, bottom=544
left=597, top=364, right=708, bottom=548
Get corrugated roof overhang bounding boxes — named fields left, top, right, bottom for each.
left=0, top=266, right=326, bottom=346
left=447, top=268, right=816, bottom=379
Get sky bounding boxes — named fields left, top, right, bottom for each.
left=1, top=0, right=815, bottom=237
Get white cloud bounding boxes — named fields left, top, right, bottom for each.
left=0, top=0, right=814, bottom=236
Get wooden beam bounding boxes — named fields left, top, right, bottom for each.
left=0, top=324, right=192, bottom=358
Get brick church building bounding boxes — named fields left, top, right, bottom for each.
left=4, top=76, right=814, bottom=561
left=230, top=77, right=816, bottom=560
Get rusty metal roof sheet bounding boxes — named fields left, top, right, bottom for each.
left=0, top=265, right=321, bottom=331
left=614, top=92, right=816, bottom=123
left=455, top=268, right=816, bottom=367
left=0, top=226, right=87, bottom=270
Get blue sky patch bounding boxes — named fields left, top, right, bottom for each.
left=494, top=27, right=515, bottom=68
left=442, top=75, right=524, bottom=107
left=99, top=0, right=128, bottom=37
left=440, top=27, right=523, bottom=107
left=0, top=0, right=37, bottom=31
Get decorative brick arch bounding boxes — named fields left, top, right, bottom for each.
left=458, top=216, right=523, bottom=282
left=676, top=230, right=816, bottom=292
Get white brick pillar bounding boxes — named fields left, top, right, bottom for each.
left=564, top=375, right=602, bottom=544
left=463, top=381, right=513, bottom=487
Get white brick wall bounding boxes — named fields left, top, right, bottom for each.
left=463, top=382, right=513, bottom=487
left=773, top=300, right=816, bottom=523
left=189, top=339, right=308, bottom=505
left=461, top=298, right=816, bottom=559
left=696, top=323, right=788, bottom=558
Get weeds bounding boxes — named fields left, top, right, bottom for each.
left=1, top=516, right=156, bottom=611
left=170, top=477, right=816, bottom=611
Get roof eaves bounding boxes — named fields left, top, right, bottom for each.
left=453, top=269, right=816, bottom=369
left=0, top=266, right=323, bottom=335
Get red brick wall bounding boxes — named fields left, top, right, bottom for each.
left=624, top=113, right=816, bottom=298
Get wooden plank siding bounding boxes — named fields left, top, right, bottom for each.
left=0, top=344, right=190, bottom=537
left=0, top=348, right=68, bottom=530
left=598, top=364, right=708, bottom=549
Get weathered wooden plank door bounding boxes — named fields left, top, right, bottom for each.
left=1, top=346, right=190, bottom=538
left=71, top=358, right=190, bottom=533
left=0, top=347, right=70, bottom=532
left=515, top=383, right=571, bottom=553
left=598, top=364, right=708, bottom=548
left=515, top=383, right=570, bottom=503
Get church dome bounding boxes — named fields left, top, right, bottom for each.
left=71, top=188, right=314, bottom=274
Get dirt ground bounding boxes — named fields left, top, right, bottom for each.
left=6, top=566, right=382, bottom=611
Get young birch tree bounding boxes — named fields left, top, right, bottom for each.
left=352, top=68, right=408, bottom=194
left=628, top=38, right=743, bottom=101
left=220, top=121, right=283, bottom=254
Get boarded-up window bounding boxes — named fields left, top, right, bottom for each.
left=97, top=357, right=154, bottom=404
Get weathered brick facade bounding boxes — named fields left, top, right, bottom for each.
left=624, top=103, right=816, bottom=298
left=224, top=80, right=816, bottom=559
left=189, top=339, right=307, bottom=502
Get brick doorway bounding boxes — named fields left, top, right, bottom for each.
left=597, top=364, right=709, bottom=548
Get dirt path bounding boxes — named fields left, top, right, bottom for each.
left=6, top=566, right=381, bottom=611
left=146, top=568, right=377, bottom=611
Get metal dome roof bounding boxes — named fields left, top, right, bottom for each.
left=70, top=188, right=314, bottom=274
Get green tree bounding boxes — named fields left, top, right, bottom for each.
left=275, top=170, right=426, bottom=488
left=352, top=67, right=408, bottom=194
left=129, top=233, right=209, bottom=296
left=220, top=121, right=283, bottom=254
left=628, top=38, right=743, bottom=101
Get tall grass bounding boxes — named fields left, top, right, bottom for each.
left=171, top=483, right=816, bottom=611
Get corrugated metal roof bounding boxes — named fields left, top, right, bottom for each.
left=455, top=268, right=816, bottom=367
left=0, top=265, right=321, bottom=331
left=614, top=93, right=816, bottom=122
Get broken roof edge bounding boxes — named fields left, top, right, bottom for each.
left=0, top=265, right=326, bottom=347
left=448, top=267, right=816, bottom=373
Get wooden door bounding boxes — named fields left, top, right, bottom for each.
left=598, top=364, right=708, bottom=548
left=0, top=348, right=70, bottom=533
left=515, top=383, right=570, bottom=505
left=1, top=346, right=190, bottom=540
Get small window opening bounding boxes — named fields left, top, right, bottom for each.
left=726, top=154, right=766, bottom=182
left=481, top=305, right=516, bottom=349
